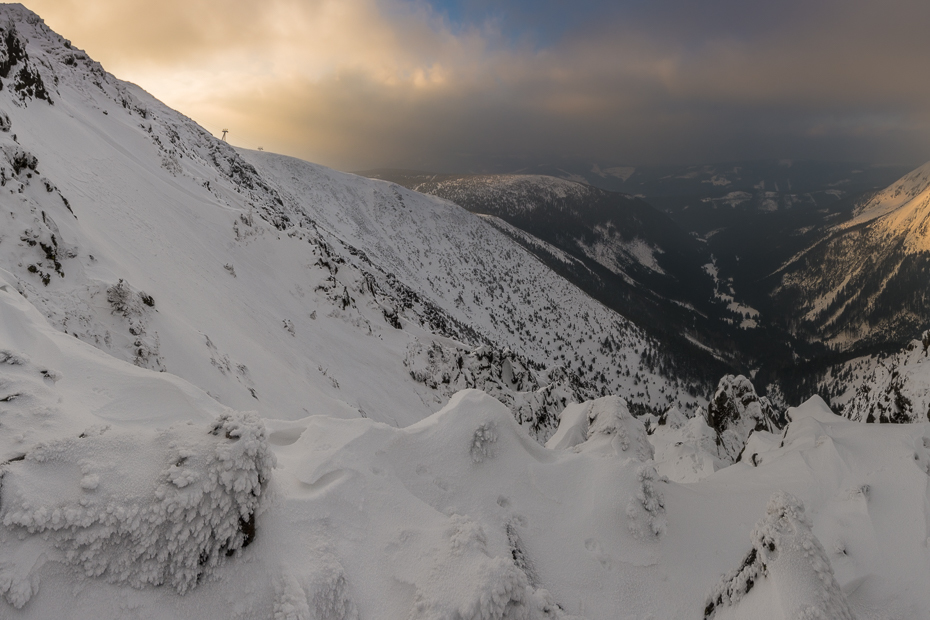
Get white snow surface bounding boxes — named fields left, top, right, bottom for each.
left=842, top=332, right=930, bottom=423
left=0, top=3, right=703, bottom=433
left=8, top=280, right=930, bottom=618
left=707, top=491, right=855, bottom=620
left=2, top=6, right=930, bottom=620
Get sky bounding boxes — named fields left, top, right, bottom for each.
left=25, top=0, right=930, bottom=172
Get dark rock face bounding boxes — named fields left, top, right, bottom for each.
left=706, top=374, right=781, bottom=461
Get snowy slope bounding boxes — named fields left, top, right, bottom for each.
left=362, top=169, right=753, bottom=385
left=237, top=151, right=699, bottom=417
left=8, top=274, right=930, bottom=618
left=770, top=162, right=930, bottom=349
left=5, top=6, right=930, bottom=620
left=847, top=161, right=930, bottom=253
left=0, top=3, right=704, bottom=438
left=362, top=170, right=716, bottom=311
left=841, top=331, right=930, bottom=423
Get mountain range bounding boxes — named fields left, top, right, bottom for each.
left=2, top=5, right=930, bottom=619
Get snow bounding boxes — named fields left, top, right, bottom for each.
left=9, top=235, right=930, bottom=618
left=706, top=492, right=855, bottom=620
left=545, top=395, right=654, bottom=461
left=2, top=411, right=274, bottom=603
left=703, top=260, right=761, bottom=328
left=575, top=229, right=666, bottom=277
left=651, top=415, right=726, bottom=482
left=2, top=6, right=930, bottom=620
left=845, top=160, right=930, bottom=253
left=842, top=332, right=930, bottom=423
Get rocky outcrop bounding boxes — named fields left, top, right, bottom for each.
left=843, top=330, right=930, bottom=423
left=706, top=374, right=781, bottom=461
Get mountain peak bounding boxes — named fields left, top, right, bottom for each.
left=846, top=161, right=930, bottom=252
left=0, top=3, right=43, bottom=23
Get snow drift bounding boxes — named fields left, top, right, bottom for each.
left=1, top=412, right=274, bottom=606
left=705, top=491, right=855, bottom=620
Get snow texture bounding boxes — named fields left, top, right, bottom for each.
left=0, top=412, right=274, bottom=605
left=0, top=6, right=930, bottom=620
left=705, top=491, right=854, bottom=620
left=546, top=395, right=653, bottom=461
left=843, top=331, right=930, bottom=423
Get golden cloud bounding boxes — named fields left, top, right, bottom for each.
left=24, top=0, right=930, bottom=169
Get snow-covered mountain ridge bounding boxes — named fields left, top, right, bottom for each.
left=847, top=161, right=930, bottom=253
left=0, top=3, right=705, bottom=436
left=361, top=169, right=757, bottom=380
left=769, top=162, right=930, bottom=351
left=3, top=5, right=930, bottom=618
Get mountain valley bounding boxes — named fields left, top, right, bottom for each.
left=1, top=5, right=930, bottom=619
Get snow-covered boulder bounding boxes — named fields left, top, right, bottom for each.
left=706, top=375, right=781, bottom=461
left=843, top=331, right=930, bottom=423
left=0, top=412, right=275, bottom=606
left=656, top=406, right=687, bottom=430
left=704, top=491, right=855, bottom=620
left=546, top=395, right=653, bottom=460
left=651, top=415, right=729, bottom=482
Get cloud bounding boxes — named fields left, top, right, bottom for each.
left=26, top=0, right=930, bottom=170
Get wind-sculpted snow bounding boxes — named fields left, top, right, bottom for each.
left=0, top=412, right=274, bottom=606
left=650, top=413, right=729, bottom=482
left=705, top=492, right=854, bottom=620
left=545, top=395, right=654, bottom=462
left=7, top=263, right=930, bottom=617
left=0, top=269, right=275, bottom=609
left=843, top=331, right=930, bottom=423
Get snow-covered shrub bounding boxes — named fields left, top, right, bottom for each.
left=272, top=556, right=358, bottom=620
left=704, top=491, right=854, bottom=620
left=102, top=278, right=163, bottom=369
left=548, top=395, right=653, bottom=461
left=106, top=278, right=154, bottom=316
left=470, top=421, right=498, bottom=463
left=0, top=411, right=275, bottom=606
left=626, top=465, right=666, bottom=540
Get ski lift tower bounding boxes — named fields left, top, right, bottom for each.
left=221, top=129, right=229, bottom=141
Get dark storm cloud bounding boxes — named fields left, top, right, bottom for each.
left=27, top=0, right=930, bottom=170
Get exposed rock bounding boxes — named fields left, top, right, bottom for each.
left=843, top=330, right=930, bottom=423
left=706, top=374, right=781, bottom=462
